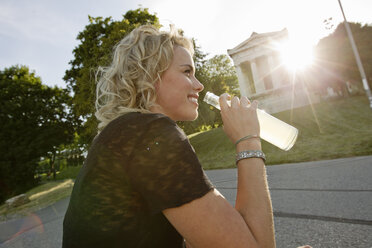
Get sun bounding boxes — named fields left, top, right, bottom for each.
left=277, top=38, right=314, bottom=71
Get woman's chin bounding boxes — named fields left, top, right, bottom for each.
left=188, top=114, right=199, bottom=122
left=178, top=113, right=199, bottom=122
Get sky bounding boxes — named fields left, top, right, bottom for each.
left=1, top=0, right=371, bottom=88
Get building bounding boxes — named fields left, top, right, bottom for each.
left=227, top=28, right=318, bottom=114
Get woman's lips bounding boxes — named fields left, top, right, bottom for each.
left=188, top=94, right=199, bottom=104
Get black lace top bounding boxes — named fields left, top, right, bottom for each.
left=62, top=112, right=214, bottom=248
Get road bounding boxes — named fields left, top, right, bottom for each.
left=1, top=156, right=371, bottom=248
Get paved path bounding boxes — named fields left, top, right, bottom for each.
left=1, top=156, right=371, bottom=248
left=208, top=156, right=372, bottom=247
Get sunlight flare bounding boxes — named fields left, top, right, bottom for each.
left=276, top=38, right=314, bottom=71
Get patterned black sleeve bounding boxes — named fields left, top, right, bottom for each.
left=125, top=115, right=214, bottom=214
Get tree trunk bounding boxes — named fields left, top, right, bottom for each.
left=50, top=151, right=56, bottom=180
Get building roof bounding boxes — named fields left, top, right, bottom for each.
left=227, top=28, right=288, bottom=56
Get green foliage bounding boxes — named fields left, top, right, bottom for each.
left=64, top=8, right=160, bottom=145
left=179, top=51, right=239, bottom=134
left=0, top=65, right=76, bottom=203
left=314, top=22, right=372, bottom=92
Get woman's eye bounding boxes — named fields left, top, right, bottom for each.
left=185, top=70, right=191, bottom=76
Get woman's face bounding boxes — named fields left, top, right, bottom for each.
left=152, top=46, right=204, bottom=121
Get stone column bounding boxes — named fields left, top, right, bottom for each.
left=251, top=60, right=265, bottom=93
left=235, top=65, right=249, bottom=97
left=267, top=55, right=281, bottom=89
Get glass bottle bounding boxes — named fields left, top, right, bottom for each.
left=203, top=92, right=298, bottom=151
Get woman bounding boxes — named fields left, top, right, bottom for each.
left=62, top=25, right=277, bottom=248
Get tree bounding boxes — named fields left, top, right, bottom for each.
left=64, top=8, right=160, bottom=145
left=314, top=22, right=372, bottom=94
left=0, top=65, right=76, bottom=203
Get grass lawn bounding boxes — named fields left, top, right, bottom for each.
left=0, top=166, right=81, bottom=220
left=190, top=95, right=372, bottom=169
left=0, top=179, right=74, bottom=221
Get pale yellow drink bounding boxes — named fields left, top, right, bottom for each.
left=203, top=92, right=298, bottom=151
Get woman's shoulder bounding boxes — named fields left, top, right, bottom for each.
left=98, top=112, right=179, bottom=140
left=112, top=112, right=176, bottom=129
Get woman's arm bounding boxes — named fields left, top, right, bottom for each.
left=163, top=94, right=275, bottom=247
left=180, top=156, right=275, bottom=248
left=220, top=94, right=275, bottom=247
left=164, top=188, right=261, bottom=248
left=234, top=139, right=275, bottom=248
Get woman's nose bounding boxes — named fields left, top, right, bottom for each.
left=193, top=77, right=204, bottom=92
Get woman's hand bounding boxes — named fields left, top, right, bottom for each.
left=219, top=93, right=260, bottom=145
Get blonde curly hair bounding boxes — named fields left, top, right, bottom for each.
left=95, top=25, right=194, bottom=131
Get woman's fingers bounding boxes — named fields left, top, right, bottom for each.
left=219, top=93, right=230, bottom=110
left=240, top=96, right=250, bottom=107
left=218, top=94, right=260, bottom=143
left=250, top=100, right=258, bottom=110
left=231, top=96, right=240, bottom=108
left=219, top=94, right=258, bottom=111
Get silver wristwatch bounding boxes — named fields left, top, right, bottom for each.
left=236, top=150, right=266, bottom=165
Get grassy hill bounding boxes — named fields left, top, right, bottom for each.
left=190, top=95, right=372, bottom=170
